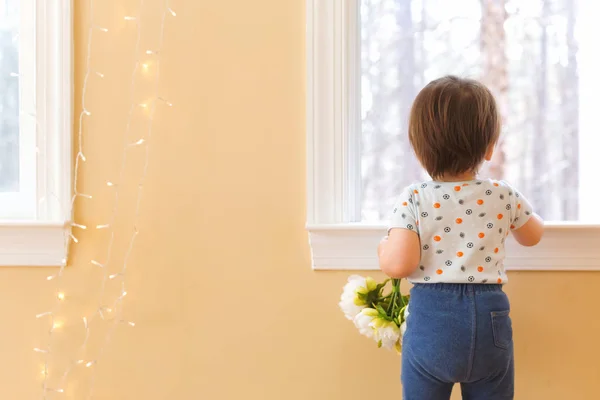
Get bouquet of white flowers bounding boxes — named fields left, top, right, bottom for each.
left=339, top=275, right=410, bottom=353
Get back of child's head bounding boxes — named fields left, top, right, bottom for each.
left=409, top=76, right=501, bottom=180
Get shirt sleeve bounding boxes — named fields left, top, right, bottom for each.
left=502, top=181, right=534, bottom=230
left=388, top=185, right=419, bottom=235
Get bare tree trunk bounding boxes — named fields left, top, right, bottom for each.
left=415, top=0, right=426, bottom=91
left=363, top=0, right=405, bottom=219
left=480, top=0, right=508, bottom=180
left=532, top=0, right=549, bottom=217
left=561, top=0, right=579, bottom=220
left=394, top=0, right=420, bottom=189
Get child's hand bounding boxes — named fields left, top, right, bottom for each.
left=377, top=236, right=389, bottom=258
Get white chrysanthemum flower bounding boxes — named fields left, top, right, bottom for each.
left=353, top=308, right=378, bottom=339
left=339, top=275, right=373, bottom=320
left=400, top=304, right=409, bottom=338
left=371, top=319, right=400, bottom=350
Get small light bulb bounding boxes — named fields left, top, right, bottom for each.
left=106, top=181, right=115, bottom=187
left=131, top=138, right=145, bottom=146
left=83, top=109, right=91, bottom=116
left=57, top=292, right=65, bottom=301
left=52, top=321, right=63, bottom=330
left=124, top=16, right=136, bottom=21
left=80, top=193, right=93, bottom=199
left=96, top=224, right=110, bottom=229
left=139, top=103, right=148, bottom=108
left=142, top=63, right=149, bottom=71
left=128, top=321, right=136, bottom=327
left=34, top=348, right=48, bottom=354
left=168, top=8, right=177, bottom=16
left=77, top=360, right=85, bottom=365
left=70, top=234, right=79, bottom=244
left=86, top=361, right=95, bottom=368
left=96, top=72, right=104, bottom=78
left=47, top=275, right=56, bottom=281
left=121, top=291, right=128, bottom=298
left=83, top=317, right=88, bottom=329
left=158, top=97, right=173, bottom=107
left=79, top=152, right=87, bottom=161
left=72, top=223, right=87, bottom=229
left=109, top=273, right=119, bottom=279
left=98, top=27, right=109, bottom=32
left=91, top=260, right=104, bottom=268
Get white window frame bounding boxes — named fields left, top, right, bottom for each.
left=306, top=0, right=600, bottom=272
left=0, top=0, right=72, bottom=266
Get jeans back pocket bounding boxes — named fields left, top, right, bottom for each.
left=491, top=310, right=513, bottom=350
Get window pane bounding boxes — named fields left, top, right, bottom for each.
left=0, top=0, right=20, bottom=193
left=360, top=0, right=587, bottom=222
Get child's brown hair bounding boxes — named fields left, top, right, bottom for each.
left=408, top=76, right=501, bottom=179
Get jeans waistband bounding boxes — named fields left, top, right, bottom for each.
left=412, top=283, right=504, bottom=294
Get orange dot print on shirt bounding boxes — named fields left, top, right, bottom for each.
left=497, top=214, right=503, bottom=220
left=434, top=235, right=441, bottom=242
left=494, top=248, right=499, bottom=253
left=463, top=183, right=469, bottom=186
left=518, top=203, right=521, bottom=209
left=402, top=202, right=407, bottom=206
left=433, top=202, right=441, bottom=209
left=510, top=224, right=515, bottom=229
left=436, top=269, right=443, bottom=275
left=454, top=186, right=461, bottom=192
left=456, top=218, right=463, bottom=224
left=493, top=182, right=499, bottom=187
left=477, top=266, right=484, bottom=272
left=497, top=278, right=503, bottom=284
left=414, top=189, right=419, bottom=194
left=478, top=232, right=485, bottom=238
left=477, top=199, right=484, bottom=205
left=457, top=251, right=464, bottom=257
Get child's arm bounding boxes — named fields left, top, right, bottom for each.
left=512, top=213, right=544, bottom=246
left=378, top=229, right=421, bottom=278
left=503, top=181, right=544, bottom=247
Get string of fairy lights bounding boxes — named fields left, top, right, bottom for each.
left=33, top=0, right=176, bottom=397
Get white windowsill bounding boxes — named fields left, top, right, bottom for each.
left=307, top=223, right=600, bottom=271
left=0, top=222, right=68, bottom=267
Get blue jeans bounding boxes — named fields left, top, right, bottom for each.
left=401, top=283, right=514, bottom=400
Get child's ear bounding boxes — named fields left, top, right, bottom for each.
left=484, top=144, right=494, bottom=161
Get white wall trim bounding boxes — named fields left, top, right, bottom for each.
left=36, top=0, right=73, bottom=222
left=307, top=224, right=600, bottom=271
left=0, top=0, right=72, bottom=266
left=0, top=223, right=67, bottom=266
left=307, top=0, right=356, bottom=225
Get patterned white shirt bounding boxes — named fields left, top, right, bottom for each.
left=388, top=179, right=533, bottom=284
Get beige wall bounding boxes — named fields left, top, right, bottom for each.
left=0, top=0, right=599, bottom=398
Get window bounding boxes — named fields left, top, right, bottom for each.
left=306, top=0, right=600, bottom=271
left=0, top=0, right=71, bottom=266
